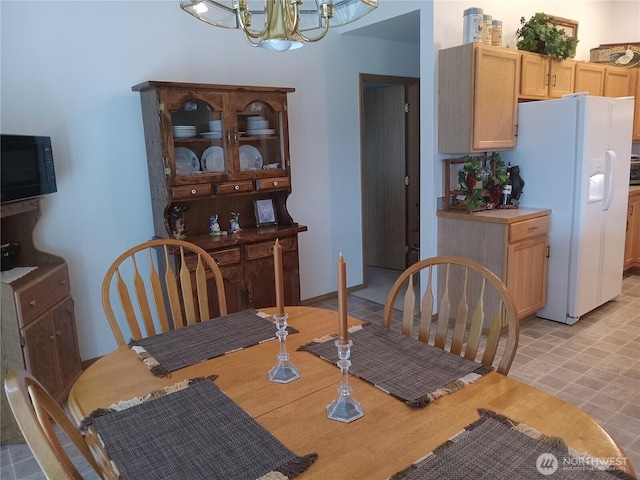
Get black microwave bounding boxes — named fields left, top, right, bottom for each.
left=1, top=134, right=57, bottom=204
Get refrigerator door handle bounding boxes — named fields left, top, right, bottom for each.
left=602, top=149, right=616, bottom=211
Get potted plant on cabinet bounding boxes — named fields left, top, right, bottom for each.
left=516, top=12, right=578, bottom=60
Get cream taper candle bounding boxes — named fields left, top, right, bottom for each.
left=338, top=253, right=348, bottom=345
left=274, top=239, right=285, bottom=317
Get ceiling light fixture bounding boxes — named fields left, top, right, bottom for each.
left=180, top=0, right=378, bottom=51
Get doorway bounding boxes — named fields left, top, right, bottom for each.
left=357, top=74, right=420, bottom=306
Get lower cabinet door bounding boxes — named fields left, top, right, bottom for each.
left=244, top=251, right=300, bottom=310
left=507, top=235, right=549, bottom=318
left=22, top=313, right=61, bottom=398
left=52, top=296, right=82, bottom=394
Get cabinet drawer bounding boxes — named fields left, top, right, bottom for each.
left=16, top=264, right=71, bottom=328
left=509, top=216, right=550, bottom=243
left=214, top=181, right=254, bottom=195
left=246, top=236, right=297, bottom=260
left=171, top=184, right=213, bottom=200
left=184, top=248, right=241, bottom=271
left=255, top=177, right=290, bottom=192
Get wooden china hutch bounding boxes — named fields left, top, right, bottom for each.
left=132, top=81, right=306, bottom=313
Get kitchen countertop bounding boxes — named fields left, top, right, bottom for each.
left=630, top=185, right=640, bottom=194
left=436, top=207, right=551, bottom=224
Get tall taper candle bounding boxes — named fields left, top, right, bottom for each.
left=274, top=239, right=285, bottom=317
left=338, top=254, right=348, bottom=345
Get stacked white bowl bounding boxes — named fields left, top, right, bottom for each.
left=172, top=125, right=197, bottom=138
left=208, top=120, right=222, bottom=133
left=246, top=116, right=275, bottom=136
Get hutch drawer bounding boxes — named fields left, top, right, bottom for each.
left=214, top=181, right=254, bottom=195
left=256, top=177, right=290, bottom=191
left=246, top=236, right=297, bottom=260
left=171, top=184, right=214, bottom=200
left=16, top=263, right=71, bottom=328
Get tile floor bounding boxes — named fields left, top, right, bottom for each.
left=2, top=273, right=639, bottom=479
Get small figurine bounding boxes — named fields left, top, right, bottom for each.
left=168, top=204, right=188, bottom=239
left=510, top=165, right=525, bottom=206
left=230, top=212, right=241, bottom=233
left=209, top=214, right=222, bottom=236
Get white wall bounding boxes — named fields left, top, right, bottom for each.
left=1, top=0, right=637, bottom=360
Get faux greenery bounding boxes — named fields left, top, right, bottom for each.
left=516, top=13, right=578, bottom=60
left=457, top=153, right=507, bottom=212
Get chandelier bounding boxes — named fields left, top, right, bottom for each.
left=180, top=0, right=378, bottom=51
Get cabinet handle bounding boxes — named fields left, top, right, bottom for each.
left=60, top=279, right=66, bottom=285
left=55, top=330, right=61, bottom=336
left=527, top=226, right=538, bottom=231
left=226, top=130, right=232, bottom=144
left=267, top=246, right=274, bottom=254
left=233, top=129, right=238, bottom=144
left=545, top=73, right=550, bottom=86
left=49, top=335, right=55, bottom=341
left=191, top=189, right=197, bottom=195
left=29, top=299, right=36, bottom=307
left=552, top=74, right=557, bottom=87
left=214, top=257, right=221, bottom=265
left=234, top=185, right=240, bottom=191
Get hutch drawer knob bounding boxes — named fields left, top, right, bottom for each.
left=29, top=299, right=36, bottom=307
left=214, top=257, right=221, bottom=265
left=60, top=279, right=66, bottom=285
left=234, top=185, right=240, bottom=191
left=55, top=330, right=61, bottom=336
left=267, top=246, right=274, bottom=254
left=191, top=189, right=197, bottom=195
left=273, top=181, right=278, bottom=186
left=49, top=335, right=55, bottom=341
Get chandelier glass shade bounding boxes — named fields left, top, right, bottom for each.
left=180, top=0, right=378, bottom=51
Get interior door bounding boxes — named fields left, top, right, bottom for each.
left=363, top=84, right=406, bottom=270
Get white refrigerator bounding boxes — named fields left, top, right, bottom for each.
left=502, top=94, right=633, bottom=324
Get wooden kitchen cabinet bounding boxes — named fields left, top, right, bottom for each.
left=519, top=52, right=575, bottom=99
left=574, top=62, right=605, bottom=95
left=438, top=43, right=520, bottom=153
left=629, top=69, right=640, bottom=142
left=1, top=199, right=82, bottom=443
left=603, top=66, right=630, bottom=97
left=624, top=188, right=640, bottom=271
left=437, top=208, right=551, bottom=320
left=133, top=81, right=307, bottom=312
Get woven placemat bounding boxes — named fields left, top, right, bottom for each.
left=82, top=378, right=317, bottom=480
left=129, top=309, right=297, bottom=376
left=389, top=409, right=636, bottom=480
left=298, top=323, right=491, bottom=407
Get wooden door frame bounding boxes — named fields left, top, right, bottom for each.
left=359, top=74, right=420, bottom=285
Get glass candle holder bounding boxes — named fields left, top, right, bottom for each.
left=268, top=313, right=301, bottom=383
left=326, top=339, right=364, bottom=422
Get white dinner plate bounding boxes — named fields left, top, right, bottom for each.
left=247, top=129, right=276, bottom=136
left=174, top=147, right=200, bottom=175
left=239, top=145, right=263, bottom=171
left=200, top=132, right=223, bottom=139
left=201, top=146, right=225, bottom=173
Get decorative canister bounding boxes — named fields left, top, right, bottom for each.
left=491, top=19, right=503, bottom=47
left=463, top=7, right=483, bottom=44
left=482, top=15, right=492, bottom=45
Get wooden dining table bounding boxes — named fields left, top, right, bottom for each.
left=69, top=306, right=634, bottom=479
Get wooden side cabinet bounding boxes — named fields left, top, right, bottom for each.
left=519, top=52, right=575, bottom=100
left=438, top=43, right=520, bottom=153
left=437, top=208, right=551, bottom=320
left=1, top=199, right=81, bottom=444
left=624, top=188, right=640, bottom=271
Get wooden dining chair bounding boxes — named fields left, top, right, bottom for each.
left=382, top=256, right=519, bottom=375
left=102, top=238, right=227, bottom=347
left=4, top=369, right=111, bottom=479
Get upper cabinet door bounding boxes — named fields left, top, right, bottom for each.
left=473, top=45, right=520, bottom=151
left=575, top=63, right=605, bottom=95
left=438, top=44, right=519, bottom=153
left=548, top=59, right=575, bottom=98
left=603, top=66, right=630, bottom=97
left=520, top=52, right=550, bottom=99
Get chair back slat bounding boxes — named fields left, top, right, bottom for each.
left=418, top=265, right=433, bottom=343
left=178, top=247, right=198, bottom=326
left=450, top=267, right=469, bottom=355
left=464, top=277, right=486, bottom=362
left=482, top=302, right=504, bottom=366
left=103, top=239, right=228, bottom=347
left=402, top=274, right=416, bottom=336
left=115, top=270, right=143, bottom=341
left=5, top=369, right=110, bottom=479
left=163, top=245, right=185, bottom=329
left=195, top=255, right=210, bottom=322
left=382, top=256, right=519, bottom=375
left=147, top=247, right=170, bottom=333
left=434, top=264, right=451, bottom=349
left=132, top=255, right=156, bottom=339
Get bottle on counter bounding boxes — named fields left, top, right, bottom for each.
left=491, top=19, right=503, bottom=47
left=501, top=163, right=513, bottom=206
